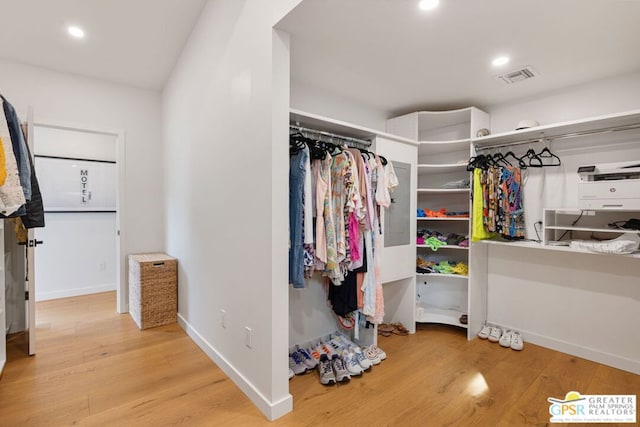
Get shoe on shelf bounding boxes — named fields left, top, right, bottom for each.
left=295, top=347, right=318, bottom=369
left=488, top=326, right=503, bottom=343
left=289, top=355, right=307, bottom=375
left=499, top=330, right=513, bottom=348
left=350, top=346, right=372, bottom=371
left=331, top=357, right=351, bottom=382
left=478, top=324, right=492, bottom=339
left=318, top=359, right=336, bottom=385
left=288, top=368, right=294, bottom=380
left=510, top=331, right=524, bottom=351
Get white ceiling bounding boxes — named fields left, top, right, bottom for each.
left=278, top=0, right=640, bottom=115
left=0, top=0, right=206, bottom=90
left=0, top=0, right=638, bottom=113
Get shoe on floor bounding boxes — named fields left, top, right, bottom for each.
left=499, top=330, right=513, bottom=348
left=332, top=357, right=351, bottom=382
left=289, top=355, right=307, bottom=375
left=295, top=347, right=318, bottom=369
left=372, top=345, right=387, bottom=361
left=364, top=345, right=381, bottom=365
left=350, top=345, right=372, bottom=371
left=342, top=351, right=364, bottom=376
left=510, top=331, right=524, bottom=351
left=488, top=326, right=503, bottom=343
left=288, top=367, right=294, bottom=380
left=320, top=342, right=340, bottom=360
left=478, top=324, right=491, bottom=339
left=318, top=359, right=336, bottom=385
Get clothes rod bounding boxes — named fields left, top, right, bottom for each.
left=475, top=122, right=640, bottom=152
left=290, top=124, right=373, bottom=148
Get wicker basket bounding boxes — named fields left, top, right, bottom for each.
left=128, top=253, right=177, bottom=330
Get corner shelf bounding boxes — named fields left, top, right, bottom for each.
left=415, top=303, right=468, bottom=328
left=417, top=188, right=470, bottom=194
left=417, top=217, right=469, bottom=221
left=417, top=245, right=469, bottom=250
left=388, top=107, right=489, bottom=338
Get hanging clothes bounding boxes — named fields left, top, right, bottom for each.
left=289, top=147, right=307, bottom=289
left=0, top=107, right=27, bottom=216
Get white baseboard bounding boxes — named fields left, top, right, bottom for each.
left=177, top=313, right=293, bottom=420
left=493, top=322, right=640, bottom=375
left=36, top=283, right=116, bottom=301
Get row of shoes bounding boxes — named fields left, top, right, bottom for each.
left=478, top=324, right=524, bottom=351
left=288, top=334, right=387, bottom=385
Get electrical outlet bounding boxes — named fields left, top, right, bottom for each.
left=220, top=309, right=226, bottom=328
left=245, top=326, right=252, bottom=348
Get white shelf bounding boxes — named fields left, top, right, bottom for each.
left=417, top=244, right=469, bottom=250
left=545, top=225, right=640, bottom=234
left=481, top=239, right=640, bottom=258
left=417, top=188, right=470, bottom=194
left=419, top=139, right=470, bottom=155
left=473, top=109, right=640, bottom=148
left=416, top=273, right=468, bottom=279
left=417, top=217, right=469, bottom=221
left=415, top=303, right=468, bottom=328
left=417, top=163, right=468, bottom=175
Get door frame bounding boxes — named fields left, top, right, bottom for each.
left=32, top=118, right=127, bottom=313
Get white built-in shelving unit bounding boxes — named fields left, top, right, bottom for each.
left=387, top=107, right=490, bottom=337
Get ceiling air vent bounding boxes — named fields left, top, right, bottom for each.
left=497, top=66, right=537, bottom=84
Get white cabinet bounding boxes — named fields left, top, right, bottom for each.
left=387, top=107, right=490, bottom=338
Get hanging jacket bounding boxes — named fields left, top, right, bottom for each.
left=20, top=141, right=44, bottom=228
left=1, top=95, right=31, bottom=200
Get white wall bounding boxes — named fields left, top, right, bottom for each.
left=35, top=213, right=116, bottom=301
left=291, top=78, right=389, bottom=131
left=483, top=71, right=640, bottom=373
left=0, top=59, right=164, bottom=309
left=162, top=0, right=302, bottom=420
left=486, top=71, right=640, bottom=133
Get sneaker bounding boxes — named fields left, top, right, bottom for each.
left=331, top=357, right=351, bottom=382
left=318, top=359, right=336, bottom=385
left=288, top=368, right=294, bottom=380
left=289, top=355, right=307, bottom=375
left=364, top=345, right=381, bottom=365
left=320, top=342, right=339, bottom=360
left=488, top=326, right=503, bottom=343
left=370, top=345, right=387, bottom=361
left=478, top=324, right=491, bottom=339
left=350, top=346, right=372, bottom=371
left=499, top=330, right=513, bottom=348
left=342, top=351, right=364, bottom=376
left=510, top=331, right=524, bottom=351
left=296, top=348, right=318, bottom=369
left=307, top=346, right=322, bottom=363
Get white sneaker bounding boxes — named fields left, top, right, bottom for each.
left=373, top=345, right=387, bottom=361
left=343, top=351, right=364, bottom=376
left=332, top=357, right=351, bottom=382
left=510, top=331, right=524, bottom=351
left=289, top=355, right=307, bottom=375
left=499, top=330, right=513, bottom=347
left=288, top=368, right=294, bottom=380
left=319, top=342, right=339, bottom=360
left=364, top=345, right=381, bottom=365
left=488, top=326, right=503, bottom=343
left=350, top=346, right=372, bottom=371
left=478, top=324, right=492, bottom=339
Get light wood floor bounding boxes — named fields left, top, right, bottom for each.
left=1, top=292, right=637, bottom=426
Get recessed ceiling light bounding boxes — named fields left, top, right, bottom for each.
left=419, top=0, right=439, bottom=11
left=67, top=26, right=85, bottom=39
left=492, top=56, right=510, bottom=67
